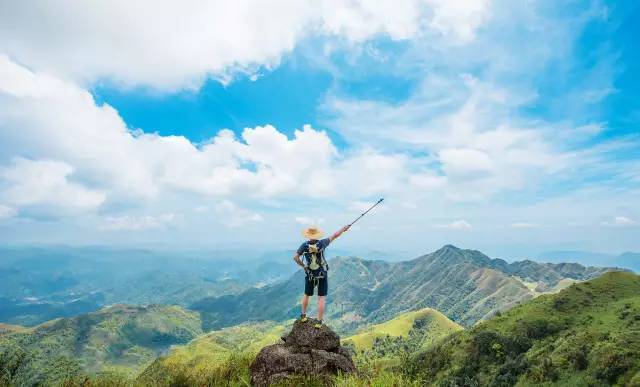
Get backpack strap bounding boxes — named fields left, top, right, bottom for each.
left=306, top=241, right=322, bottom=270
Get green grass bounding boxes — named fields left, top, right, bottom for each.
left=153, top=320, right=288, bottom=375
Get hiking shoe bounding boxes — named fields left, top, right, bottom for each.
left=314, top=321, right=323, bottom=329
left=299, top=314, right=308, bottom=323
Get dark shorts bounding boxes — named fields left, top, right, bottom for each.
left=304, top=274, right=328, bottom=297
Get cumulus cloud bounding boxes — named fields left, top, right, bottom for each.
left=435, top=220, right=472, bottom=230
left=0, top=0, right=490, bottom=90
left=0, top=56, right=429, bottom=220
left=0, top=158, right=106, bottom=216
left=103, top=213, right=175, bottom=231
left=425, top=0, right=491, bottom=43
left=214, top=200, right=263, bottom=228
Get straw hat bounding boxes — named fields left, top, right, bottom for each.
left=302, top=226, right=324, bottom=240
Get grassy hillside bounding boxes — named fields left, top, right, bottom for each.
left=137, top=311, right=460, bottom=386
left=0, top=304, right=203, bottom=386
left=407, top=271, right=640, bottom=386
left=343, top=308, right=462, bottom=352
left=143, top=272, right=640, bottom=387
left=161, top=320, right=287, bottom=368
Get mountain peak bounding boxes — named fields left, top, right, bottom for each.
left=438, top=244, right=462, bottom=252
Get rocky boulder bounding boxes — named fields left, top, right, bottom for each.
left=250, top=319, right=356, bottom=386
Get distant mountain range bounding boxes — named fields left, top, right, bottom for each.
left=192, top=245, right=620, bottom=331
left=0, top=246, right=298, bottom=326
left=537, top=250, right=640, bottom=272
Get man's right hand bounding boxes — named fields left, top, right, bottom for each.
left=303, top=266, right=311, bottom=276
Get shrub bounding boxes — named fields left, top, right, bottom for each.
left=528, top=357, right=557, bottom=383
left=593, top=346, right=633, bottom=384
left=469, top=330, right=530, bottom=363
left=405, top=341, right=452, bottom=379
left=566, top=344, right=589, bottom=371
left=491, top=354, right=528, bottom=387
left=515, top=318, right=562, bottom=340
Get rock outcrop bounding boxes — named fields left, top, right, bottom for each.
left=249, top=319, right=356, bottom=386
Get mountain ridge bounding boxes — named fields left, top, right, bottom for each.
left=192, top=245, right=620, bottom=332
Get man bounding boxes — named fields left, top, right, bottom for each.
left=293, top=224, right=350, bottom=328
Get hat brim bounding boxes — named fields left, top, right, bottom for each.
left=302, top=228, right=324, bottom=239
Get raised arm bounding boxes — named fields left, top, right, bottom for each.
left=329, top=225, right=351, bottom=242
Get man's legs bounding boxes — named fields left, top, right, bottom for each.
left=301, top=294, right=310, bottom=316
left=317, top=296, right=325, bottom=321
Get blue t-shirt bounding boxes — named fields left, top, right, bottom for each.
left=297, top=238, right=331, bottom=269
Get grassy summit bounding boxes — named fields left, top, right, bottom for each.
left=343, top=308, right=462, bottom=351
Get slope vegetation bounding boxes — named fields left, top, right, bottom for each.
left=0, top=304, right=202, bottom=385
left=408, top=271, right=640, bottom=386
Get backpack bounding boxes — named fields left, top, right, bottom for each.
left=304, top=240, right=329, bottom=277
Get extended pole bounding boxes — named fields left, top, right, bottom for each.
left=348, top=198, right=384, bottom=227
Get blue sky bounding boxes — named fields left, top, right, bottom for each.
left=0, top=0, right=638, bottom=259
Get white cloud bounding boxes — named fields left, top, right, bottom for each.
left=439, top=148, right=494, bottom=179
left=0, top=204, right=17, bottom=219
left=0, top=158, right=106, bottom=216
left=602, top=216, right=639, bottom=227
left=0, top=55, right=157, bottom=201
left=0, top=0, right=491, bottom=90
left=435, top=220, right=472, bottom=230
left=103, top=213, right=175, bottom=231
left=425, top=0, right=491, bottom=43
left=214, top=200, right=263, bottom=228
left=294, top=216, right=325, bottom=226
left=0, top=57, right=423, bottom=218
left=409, top=173, right=447, bottom=189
